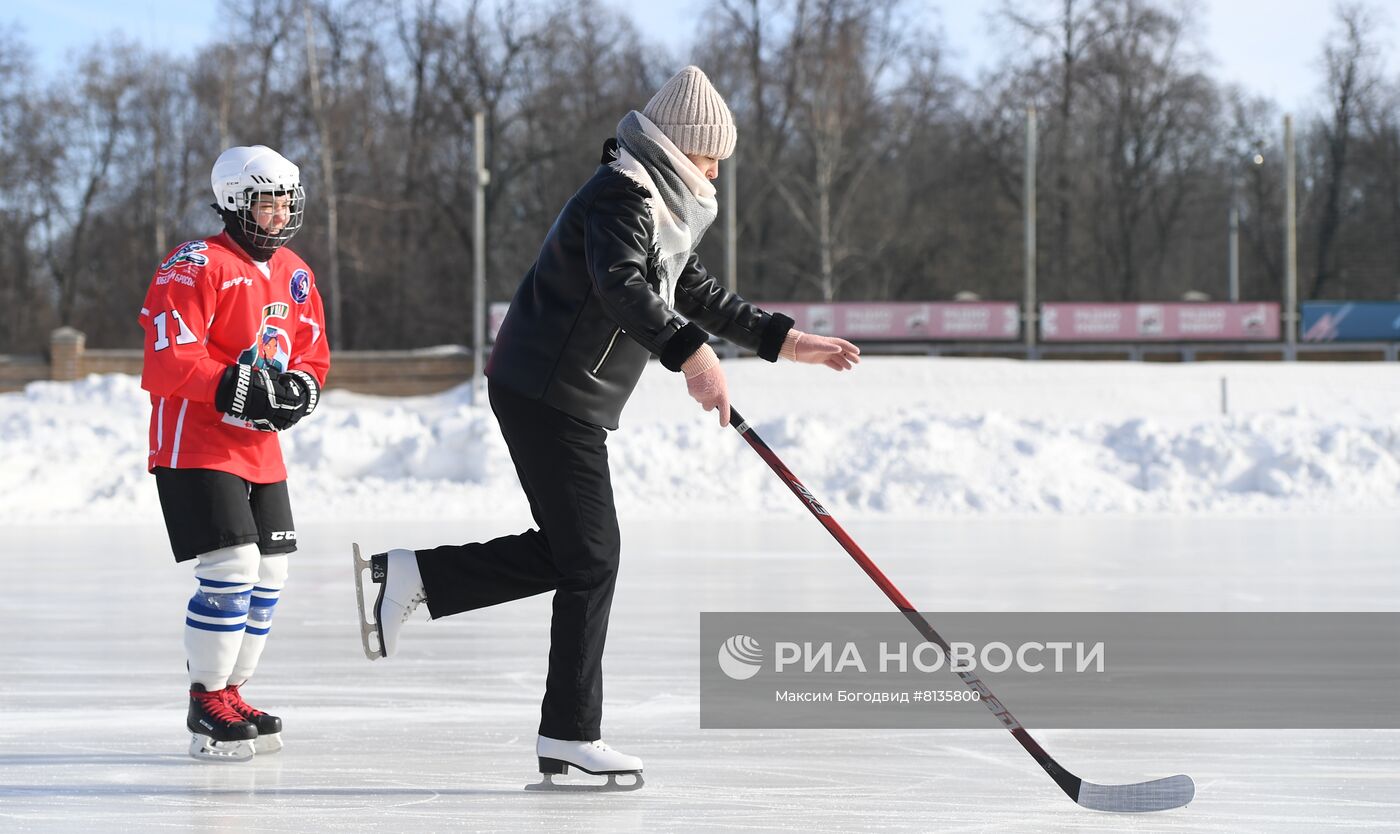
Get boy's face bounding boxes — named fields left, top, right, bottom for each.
left=249, top=193, right=292, bottom=234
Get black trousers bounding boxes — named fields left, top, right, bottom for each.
left=415, top=381, right=621, bottom=741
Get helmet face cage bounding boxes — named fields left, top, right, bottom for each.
left=233, top=184, right=305, bottom=253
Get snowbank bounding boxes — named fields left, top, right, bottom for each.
left=1, top=358, right=1397, bottom=522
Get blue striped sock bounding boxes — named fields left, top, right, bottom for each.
left=185, top=586, right=252, bottom=689
left=185, top=587, right=252, bottom=633
left=245, top=586, right=280, bottom=636
left=230, top=585, right=281, bottom=684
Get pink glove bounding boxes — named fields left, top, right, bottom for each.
left=682, top=344, right=730, bottom=427
left=780, top=329, right=861, bottom=370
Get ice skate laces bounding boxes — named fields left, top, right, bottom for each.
left=221, top=685, right=265, bottom=721
left=193, top=688, right=249, bottom=726
left=399, top=588, right=426, bottom=623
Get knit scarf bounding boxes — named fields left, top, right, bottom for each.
left=612, top=110, right=718, bottom=307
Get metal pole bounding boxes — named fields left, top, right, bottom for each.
left=724, top=157, right=740, bottom=358
left=1024, top=107, right=1038, bottom=357
left=725, top=156, right=737, bottom=295
left=472, top=112, right=489, bottom=398
left=1283, top=114, right=1298, bottom=358
left=303, top=0, right=341, bottom=350
left=1228, top=199, right=1240, bottom=302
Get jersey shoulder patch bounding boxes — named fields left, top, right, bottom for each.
left=153, top=240, right=211, bottom=290
left=158, top=240, right=210, bottom=273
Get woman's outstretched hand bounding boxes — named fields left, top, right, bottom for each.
left=781, top=329, right=861, bottom=371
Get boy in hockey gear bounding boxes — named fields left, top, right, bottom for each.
left=354, top=67, right=857, bottom=788
left=140, top=145, right=330, bottom=762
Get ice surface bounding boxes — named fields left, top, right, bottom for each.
left=2, top=359, right=1397, bottom=829
left=3, top=518, right=1397, bottom=832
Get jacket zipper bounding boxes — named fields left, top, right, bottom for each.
left=591, top=327, right=621, bottom=375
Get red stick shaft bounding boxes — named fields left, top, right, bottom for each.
left=728, top=407, right=1079, bottom=800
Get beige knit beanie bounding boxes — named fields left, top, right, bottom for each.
left=641, top=66, right=737, bottom=160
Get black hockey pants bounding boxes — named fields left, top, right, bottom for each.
left=415, top=380, right=621, bottom=741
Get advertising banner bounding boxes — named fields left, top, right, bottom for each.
left=1301, top=302, right=1400, bottom=342
left=1040, top=302, right=1279, bottom=342
left=492, top=301, right=1022, bottom=342
left=757, top=302, right=1020, bottom=341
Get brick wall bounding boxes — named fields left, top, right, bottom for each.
left=0, top=354, right=49, bottom=392
left=319, top=349, right=475, bottom=395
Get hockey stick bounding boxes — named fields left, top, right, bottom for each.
left=727, top=407, right=1194, bottom=813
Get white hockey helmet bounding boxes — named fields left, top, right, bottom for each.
left=210, top=145, right=305, bottom=259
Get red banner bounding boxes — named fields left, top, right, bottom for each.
left=1040, top=303, right=1279, bottom=342
left=755, top=302, right=1022, bottom=341
left=492, top=301, right=1022, bottom=342
left=493, top=301, right=1279, bottom=343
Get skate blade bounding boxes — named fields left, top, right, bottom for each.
left=525, top=772, right=644, bottom=792
left=253, top=732, right=283, bottom=755
left=189, top=733, right=256, bottom=763
left=352, top=543, right=385, bottom=660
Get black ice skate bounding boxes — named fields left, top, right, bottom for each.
left=526, top=736, right=645, bottom=792
left=353, top=543, right=426, bottom=660
left=187, top=684, right=257, bottom=762
left=223, top=684, right=282, bottom=754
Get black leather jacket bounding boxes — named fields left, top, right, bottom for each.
left=486, top=140, right=793, bottom=429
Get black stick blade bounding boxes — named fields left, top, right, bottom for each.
left=1076, top=774, right=1194, bottom=813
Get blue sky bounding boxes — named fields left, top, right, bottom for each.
left=3, top=0, right=1394, bottom=116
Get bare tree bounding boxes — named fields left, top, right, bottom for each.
left=38, top=50, right=144, bottom=327
left=0, top=27, right=55, bottom=351
left=1080, top=0, right=1217, bottom=300
left=1000, top=0, right=1110, bottom=295
left=1221, top=91, right=1283, bottom=298
left=1364, top=82, right=1400, bottom=290
left=1310, top=2, right=1383, bottom=298
left=762, top=0, right=910, bottom=299
left=700, top=0, right=807, bottom=295
left=303, top=0, right=344, bottom=349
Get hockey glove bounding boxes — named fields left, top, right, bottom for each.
left=215, top=364, right=320, bottom=431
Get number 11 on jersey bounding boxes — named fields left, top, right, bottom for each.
left=152, top=310, right=198, bottom=351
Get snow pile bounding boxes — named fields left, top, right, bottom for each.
left=1, top=358, right=1397, bottom=522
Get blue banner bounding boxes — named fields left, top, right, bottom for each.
left=1301, top=302, right=1400, bottom=342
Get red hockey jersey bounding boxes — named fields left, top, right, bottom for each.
left=139, top=232, right=330, bottom=484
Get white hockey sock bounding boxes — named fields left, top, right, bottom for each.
left=185, top=544, right=260, bottom=690
left=229, top=554, right=287, bottom=687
